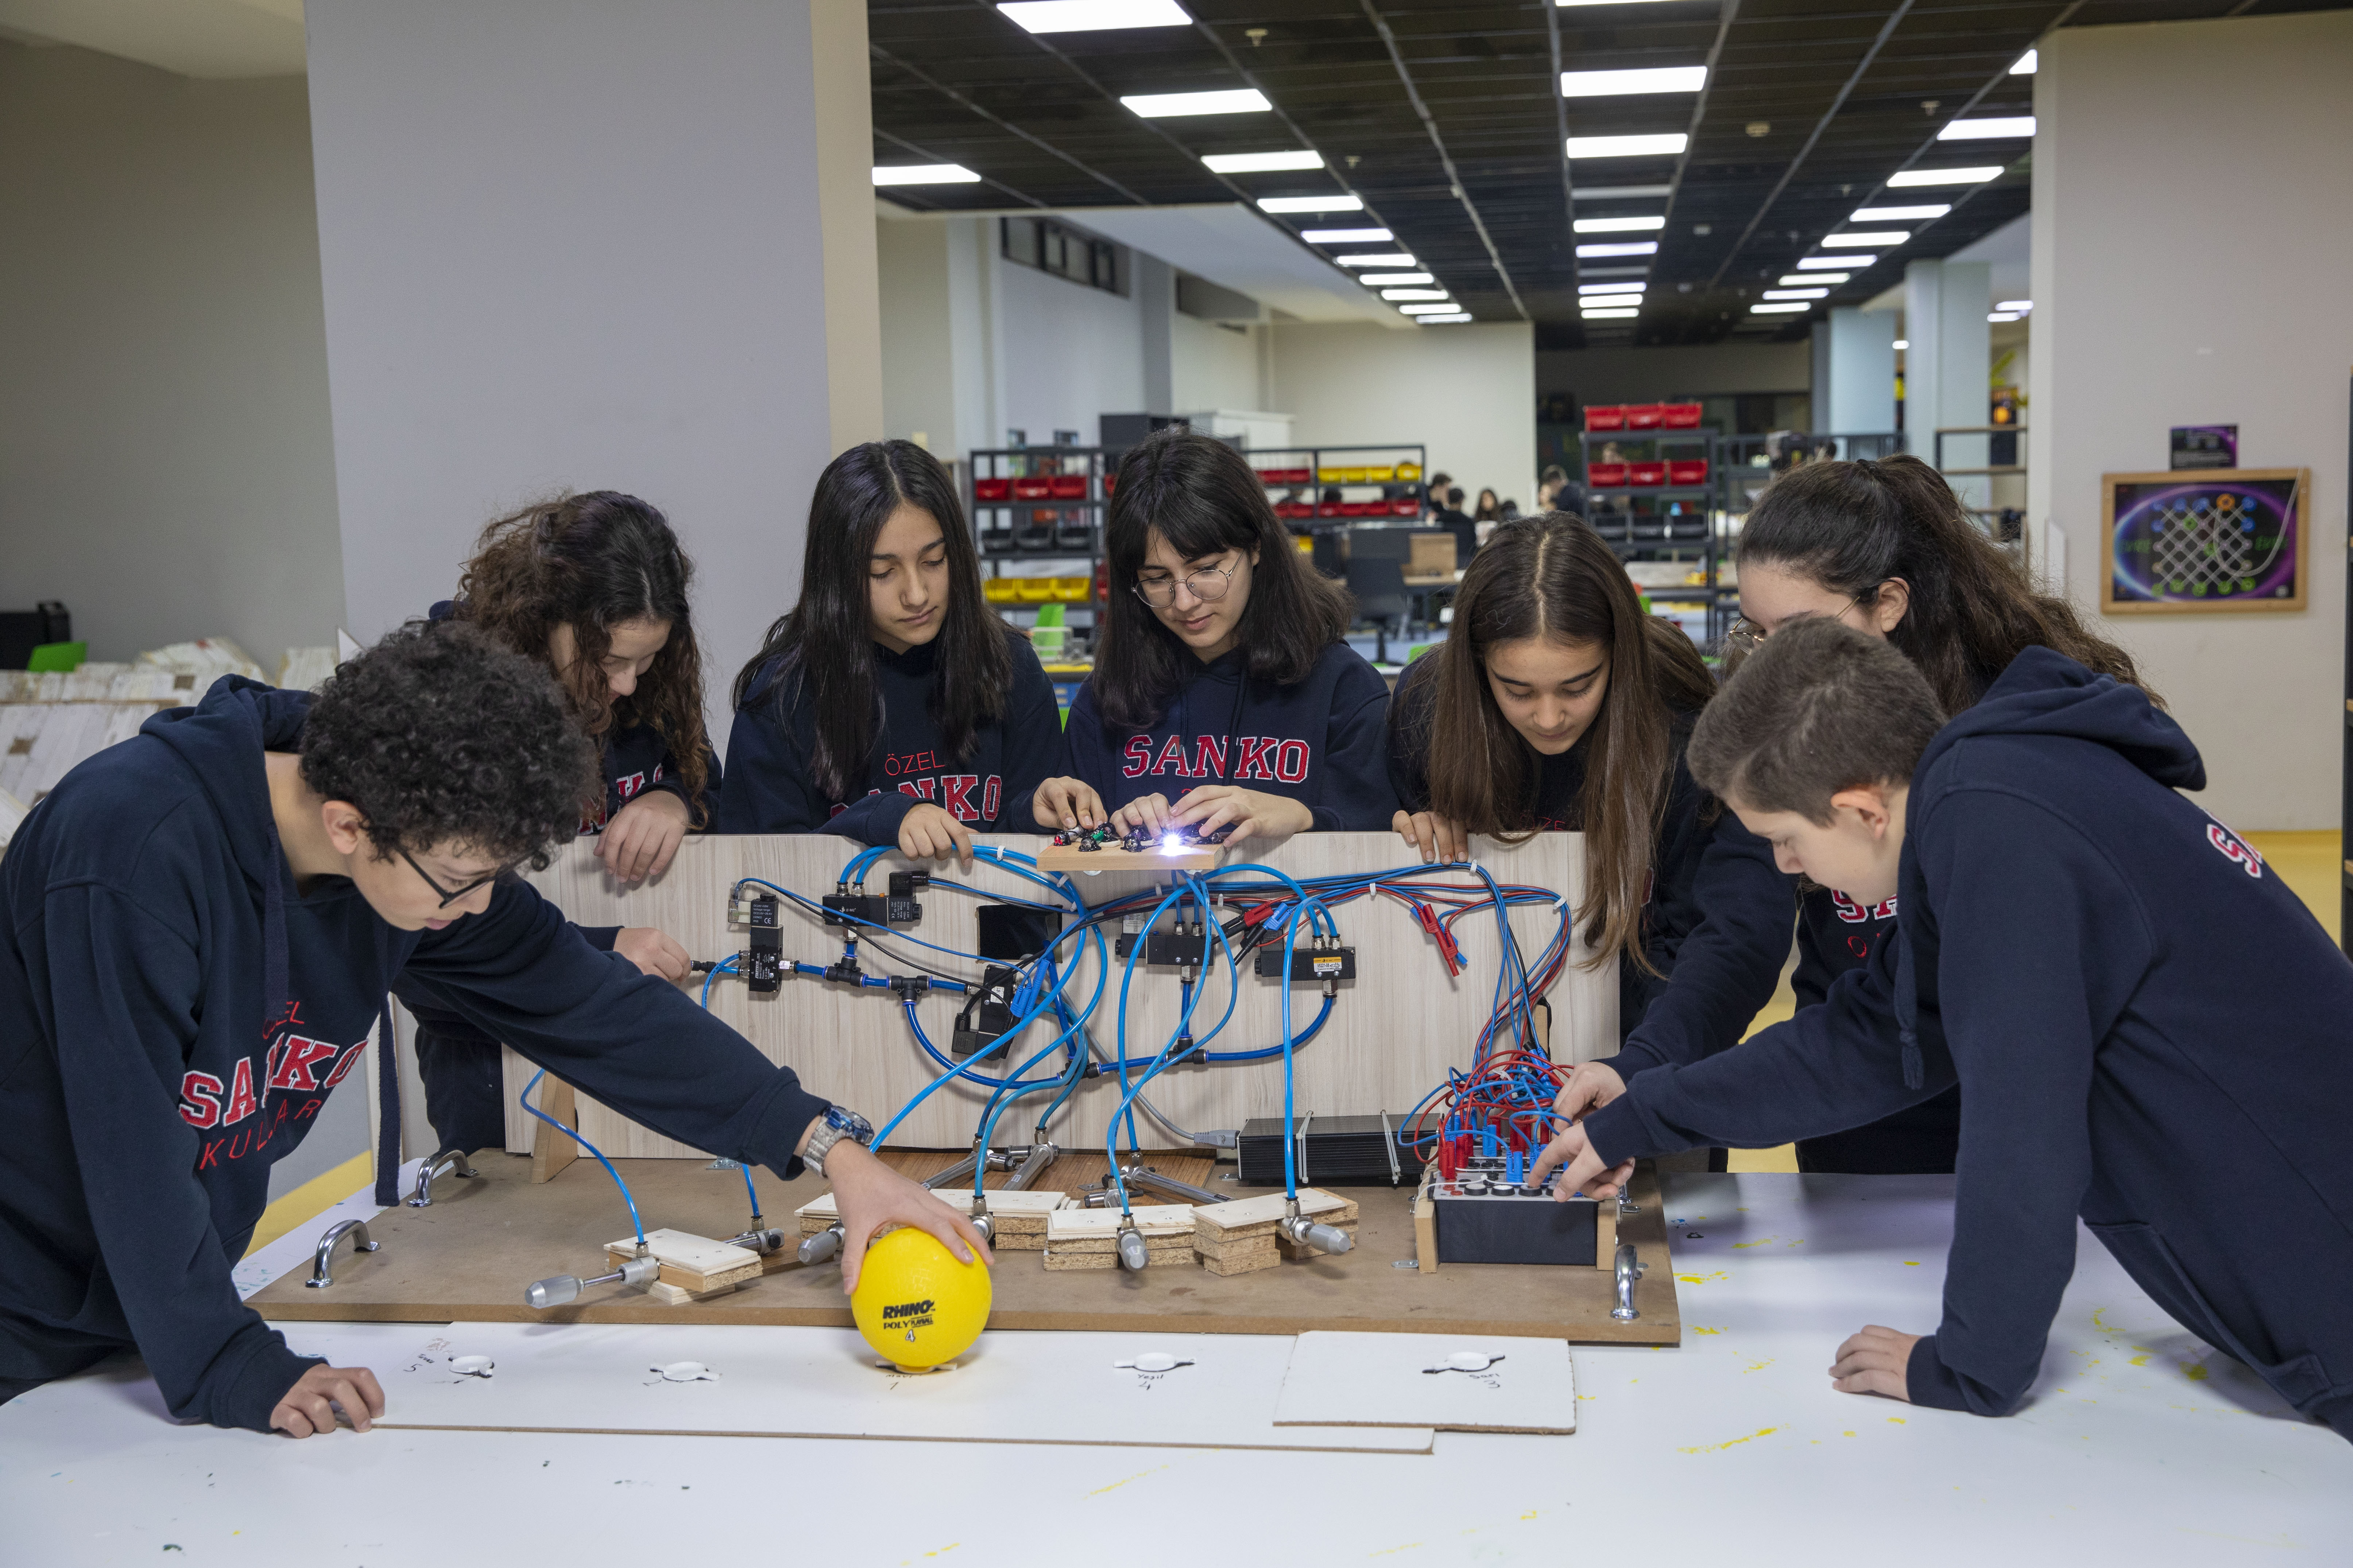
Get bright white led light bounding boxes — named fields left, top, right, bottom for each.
left=1303, top=227, right=1391, bottom=242
left=1359, top=272, right=1433, bottom=286
left=1987, top=311, right=2021, bottom=322
left=872, top=164, right=980, bottom=186
left=999, top=0, right=1189, bottom=32
left=1573, top=215, right=1666, bottom=233
left=2009, top=48, right=2038, bottom=74
left=1893, top=338, right=1909, bottom=349
left=1581, top=307, right=1640, bottom=319
left=1203, top=150, right=1324, bottom=173
left=1750, top=302, right=1810, bottom=313
left=1852, top=204, right=1948, bottom=221
left=1258, top=194, right=1362, bottom=213
left=1400, top=302, right=1463, bottom=314
left=1798, top=255, right=1869, bottom=269
left=1579, top=280, right=1645, bottom=294
left=1824, top=231, right=1907, bottom=247
left=1938, top=116, right=2035, bottom=140
left=1335, top=253, right=1416, bottom=267
left=1557, top=0, right=1679, bottom=6
left=1578, top=241, right=1659, bottom=258
left=1415, top=313, right=1473, bottom=323
left=1888, top=166, right=2001, bottom=186
left=1566, top=133, right=1689, bottom=158
left=1764, top=288, right=1827, bottom=300
left=1122, top=88, right=1271, bottom=118
left=1561, top=66, right=1707, bottom=96
left=1161, top=830, right=1181, bottom=849
left=1383, top=288, right=1450, bottom=300
left=1780, top=272, right=1847, bottom=286
left=1997, top=299, right=2032, bottom=311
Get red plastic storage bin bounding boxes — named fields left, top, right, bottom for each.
left=1049, top=474, right=1087, bottom=499
left=1583, top=404, right=1626, bottom=432
left=1012, top=478, right=1052, bottom=501
left=1259, top=466, right=1313, bottom=487
left=1663, top=402, right=1704, bottom=430
left=1667, top=459, right=1710, bottom=486
left=974, top=478, right=1011, bottom=502
left=1586, top=462, right=1628, bottom=487
left=1628, top=461, right=1667, bottom=487
left=1104, top=472, right=1117, bottom=493
left=1625, top=404, right=1665, bottom=431
left=1316, top=503, right=1342, bottom=519
left=1337, top=501, right=1370, bottom=517
left=1390, top=498, right=1421, bottom=517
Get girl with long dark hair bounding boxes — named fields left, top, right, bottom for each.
left=1034, top=430, right=1395, bottom=842
left=1385, top=513, right=1788, bottom=1037
left=721, top=440, right=1061, bottom=861
left=410, top=490, right=719, bottom=1152
left=1562, top=454, right=2157, bottom=1173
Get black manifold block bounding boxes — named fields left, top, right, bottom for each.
left=1252, top=944, right=1357, bottom=983
left=1237, top=1115, right=1425, bottom=1188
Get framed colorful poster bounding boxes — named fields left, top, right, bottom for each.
left=2101, top=467, right=2308, bottom=614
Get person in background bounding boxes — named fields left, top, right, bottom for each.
left=1036, top=430, right=1396, bottom=843
left=1536, top=464, right=1570, bottom=512
left=1433, top=485, right=1478, bottom=563
left=721, top=440, right=1061, bottom=864
left=1386, top=513, right=1784, bottom=1042
left=411, top=492, right=717, bottom=1157
left=1498, top=498, right=1523, bottom=522
left=1472, top=488, right=1502, bottom=523
left=1555, top=455, right=2160, bottom=1175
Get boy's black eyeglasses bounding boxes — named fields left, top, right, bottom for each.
left=1133, top=555, right=1239, bottom=609
left=400, top=848, right=515, bottom=908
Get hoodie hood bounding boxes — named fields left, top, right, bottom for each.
left=1916, top=646, right=2203, bottom=793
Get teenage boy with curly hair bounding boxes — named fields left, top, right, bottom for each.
left=1534, top=620, right=2353, bottom=1441
left=0, top=623, right=986, bottom=1437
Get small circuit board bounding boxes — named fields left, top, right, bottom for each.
left=1034, top=821, right=1232, bottom=873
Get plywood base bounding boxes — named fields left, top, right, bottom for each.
left=1032, top=843, right=1222, bottom=874
left=249, top=1151, right=1678, bottom=1344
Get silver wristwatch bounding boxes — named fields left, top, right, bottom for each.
left=802, top=1106, right=874, bottom=1176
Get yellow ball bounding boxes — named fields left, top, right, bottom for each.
left=851, top=1227, right=992, bottom=1370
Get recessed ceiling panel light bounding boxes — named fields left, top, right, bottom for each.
left=1577, top=240, right=1659, bottom=258
left=1764, top=288, right=1827, bottom=300
left=1781, top=272, right=1847, bottom=286
left=1122, top=88, right=1272, bottom=118
left=1416, top=313, right=1473, bottom=323
left=999, top=0, right=1189, bottom=32
left=1571, top=183, right=1673, bottom=199
left=1798, top=254, right=1869, bottom=269
left=1303, top=227, right=1392, bottom=242
left=1888, top=166, right=2001, bottom=187
left=1562, top=66, right=1707, bottom=96
left=2010, top=48, right=2038, bottom=74
left=1852, top=204, right=1949, bottom=222
left=1359, top=272, right=1434, bottom=286
left=1203, top=150, right=1324, bottom=173
left=1258, top=194, right=1363, bottom=213
left=872, top=164, right=981, bottom=186
left=1579, top=280, right=1646, bottom=294
left=1383, top=288, right=1451, bottom=301
left=1557, top=0, right=1679, bottom=6
left=1824, top=231, right=1907, bottom=247
left=1987, top=311, right=2022, bottom=322
left=1997, top=299, right=2033, bottom=311
left=1892, top=338, right=1909, bottom=349
left=1750, top=302, right=1810, bottom=313
left=1938, top=116, right=2035, bottom=140
left=1335, top=253, right=1415, bottom=267
left=1581, top=307, right=1641, bottom=319
left=1573, top=215, right=1666, bottom=233
left=1399, top=302, right=1462, bottom=314
left=1566, top=133, right=1689, bottom=158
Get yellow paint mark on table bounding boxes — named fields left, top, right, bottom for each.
left=1677, top=1270, right=1730, bottom=1285
left=1087, top=1465, right=1168, bottom=1496
left=1691, top=1326, right=1725, bottom=1335
left=1679, top=1427, right=1780, bottom=1455
left=1887, top=1417, right=1907, bottom=1424
left=1743, top=1359, right=1776, bottom=1374
left=1903, top=1260, right=1922, bottom=1266
left=2185, top=1363, right=2210, bottom=1382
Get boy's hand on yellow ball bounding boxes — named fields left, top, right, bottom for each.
left=823, top=1140, right=993, bottom=1293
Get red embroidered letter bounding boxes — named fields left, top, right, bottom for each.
left=942, top=775, right=980, bottom=821
left=1192, top=736, right=1228, bottom=779
left=222, top=1057, right=259, bottom=1126
left=1122, top=737, right=1152, bottom=779
left=1233, top=737, right=1275, bottom=781
left=1274, top=740, right=1309, bottom=783
left=178, top=1071, right=224, bottom=1129
left=267, top=1035, right=341, bottom=1093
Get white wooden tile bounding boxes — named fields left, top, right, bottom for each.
left=1274, top=1331, right=1578, bottom=1434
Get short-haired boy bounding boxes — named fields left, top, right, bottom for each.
left=1534, top=620, right=2353, bottom=1440
left=0, top=623, right=985, bottom=1436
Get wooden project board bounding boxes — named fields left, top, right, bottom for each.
left=249, top=1153, right=1679, bottom=1344
left=501, top=831, right=1613, bottom=1156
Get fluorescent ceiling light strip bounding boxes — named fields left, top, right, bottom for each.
left=1798, top=255, right=1868, bottom=269
left=872, top=164, right=980, bottom=185
left=1893, top=339, right=1909, bottom=349
left=1988, top=312, right=2021, bottom=322
left=1824, top=231, right=1907, bottom=247
left=1557, top=0, right=1679, bottom=6
left=1764, top=288, right=1827, bottom=300
left=1577, top=241, right=1659, bottom=258
left=1571, top=183, right=1673, bottom=199
left=1938, top=116, right=2035, bottom=140
left=1416, top=314, right=1472, bottom=324
left=1579, top=280, right=1646, bottom=294
left=1573, top=215, right=1665, bottom=233
left=1383, top=288, right=1451, bottom=301
left=1122, top=88, right=1270, bottom=118
left=1566, top=133, right=1688, bottom=159
left=1997, top=299, right=2033, bottom=311
left=1581, top=308, right=1640, bottom=319
left=1203, top=150, right=1323, bottom=173
left=1750, top=302, right=1811, bottom=313
left=998, top=0, right=1190, bottom=33
left=1359, top=272, right=1433, bottom=286
left=1852, top=204, right=1948, bottom=221
left=1561, top=66, right=1707, bottom=96
left=1781, top=273, right=1847, bottom=286
left=1335, top=253, right=1415, bottom=267
left=1398, top=302, right=1462, bottom=314
left=1888, top=167, right=2000, bottom=187
left=2011, top=48, right=2037, bottom=74
left=1302, top=227, right=1390, bottom=242
left=1259, top=195, right=1362, bottom=213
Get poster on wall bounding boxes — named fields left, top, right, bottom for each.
left=2168, top=425, right=2238, bottom=470
left=2101, top=468, right=2308, bottom=614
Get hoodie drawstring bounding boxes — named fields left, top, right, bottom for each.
left=1893, top=935, right=1925, bottom=1092
left=372, top=990, right=401, bottom=1205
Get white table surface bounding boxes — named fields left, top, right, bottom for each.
left=7, top=1171, right=2346, bottom=1565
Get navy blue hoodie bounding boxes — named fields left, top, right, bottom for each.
left=1382, top=655, right=1787, bottom=1040
left=1582, top=650, right=2353, bottom=1429
left=1063, top=642, right=1396, bottom=830
left=718, top=625, right=1062, bottom=842
left=0, top=679, right=829, bottom=1432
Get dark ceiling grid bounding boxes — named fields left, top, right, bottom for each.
left=871, top=42, right=1146, bottom=204
left=872, top=123, right=1049, bottom=208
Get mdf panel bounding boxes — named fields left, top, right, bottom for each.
left=503, top=832, right=1611, bottom=1157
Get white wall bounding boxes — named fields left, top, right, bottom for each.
left=876, top=216, right=961, bottom=451
left=1536, top=339, right=1811, bottom=402
left=305, top=0, right=863, bottom=751
left=1171, top=314, right=1265, bottom=415
left=1273, top=322, right=1537, bottom=506
left=2029, top=11, right=2353, bottom=829
left=0, top=41, right=343, bottom=664
left=994, top=255, right=1146, bottom=447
